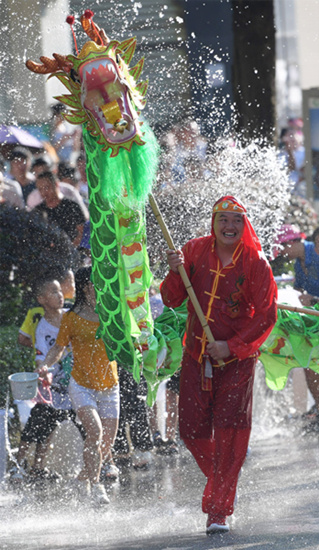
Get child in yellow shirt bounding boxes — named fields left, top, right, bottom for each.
left=37, top=267, right=119, bottom=506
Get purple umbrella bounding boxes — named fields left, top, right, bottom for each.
left=0, top=125, right=44, bottom=157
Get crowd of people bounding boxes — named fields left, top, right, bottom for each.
left=2, top=106, right=186, bottom=504
left=2, top=108, right=319, bottom=535
left=273, top=223, right=319, bottom=427
left=0, top=111, right=310, bottom=219
left=0, top=105, right=89, bottom=237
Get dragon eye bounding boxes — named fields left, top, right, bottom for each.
left=70, top=69, right=81, bottom=84
left=116, top=54, right=121, bottom=64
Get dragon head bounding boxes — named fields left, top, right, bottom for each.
left=26, top=11, right=148, bottom=157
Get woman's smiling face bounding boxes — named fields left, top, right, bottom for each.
left=214, top=212, right=245, bottom=248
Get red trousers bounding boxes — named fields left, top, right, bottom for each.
left=179, top=352, right=255, bottom=520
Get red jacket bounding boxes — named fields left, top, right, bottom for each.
left=161, top=236, right=277, bottom=364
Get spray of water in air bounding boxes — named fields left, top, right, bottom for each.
left=0, top=1, right=302, bottom=545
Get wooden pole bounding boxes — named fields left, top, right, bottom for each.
left=149, top=194, right=224, bottom=367
left=277, top=303, right=319, bottom=317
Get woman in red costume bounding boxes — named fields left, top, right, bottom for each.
left=161, top=195, right=277, bottom=535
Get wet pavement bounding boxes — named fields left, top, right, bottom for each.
left=1, top=368, right=319, bottom=550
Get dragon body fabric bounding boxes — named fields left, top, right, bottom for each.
left=259, top=307, right=319, bottom=391
left=26, top=11, right=182, bottom=404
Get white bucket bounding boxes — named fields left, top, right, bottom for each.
left=8, top=372, right=39, bottom=401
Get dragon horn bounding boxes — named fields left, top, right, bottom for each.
left=99, top=28, right=109, bottom=45
left=81, top=11, right=108, bottom=45
left=26, top=56, right=60, bottom=74
left=53, top=54, right=73, bottom=72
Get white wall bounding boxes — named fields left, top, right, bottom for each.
left=41, top=0, right=72, bottom=110
left=2, top=0, right=47, bottom=123
left=294, top=0, right=319, bottom=90
left=2, top=0, right=72, bottom=124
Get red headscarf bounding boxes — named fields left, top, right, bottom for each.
left=211, top=195, right=262, bottom=253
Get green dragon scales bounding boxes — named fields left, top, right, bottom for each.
left=26, top=10, right=183, bottom=404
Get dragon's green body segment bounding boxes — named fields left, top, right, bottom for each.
left=260, top=306, right=319, bottom=391
left=83, top=124, right=156, bottom=375
left=26, top=12, right=184, bottom=404
left=84, top=125, right=181, bottom=404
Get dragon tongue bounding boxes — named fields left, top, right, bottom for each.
left=101, top=100, right=122, bottom=125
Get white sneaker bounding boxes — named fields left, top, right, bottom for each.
left=91, top=483, right=110, bottom=505
left=132, top=450, right=153, bottom=469
left=73, top=479, right=91, bottom=499
left=9, top=464, right=27, bottom=482
left=100, top=462, right=119, bottom=481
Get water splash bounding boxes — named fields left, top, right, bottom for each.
left=252, top=361, right=299, bottom=441
left=148, top=132, right=291, bottom=277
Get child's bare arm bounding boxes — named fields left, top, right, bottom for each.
left=36, top=343, right=65, bottom=374
left=18, top=333, right=33, bottom=348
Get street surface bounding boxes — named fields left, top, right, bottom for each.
left=0, top=365, right=319, bottom=550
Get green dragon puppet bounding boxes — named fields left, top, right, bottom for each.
left=26, top=10, right=183, bottom=404
left=26, top=10, right=319, bottom=403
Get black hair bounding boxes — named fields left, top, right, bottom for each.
left=32, top=276, right=59, bottom=298
left=312, top=227, right=319, bottom=242
left=42, top=264, right=73, bottom=284
left=58, top=161, right=76, bottom=181
left=36, top=170, right=57, bottom=186
left=70, top=267, right=92, bottom=311
left=10, top=147, right=32, bottom=162
left=32, top=157, right=51, bottom=170
left=51, top=103, right=66, bottom=116
left=0, top=152, right=5, bottom=172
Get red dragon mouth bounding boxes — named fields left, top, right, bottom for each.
left=79, top=57, right=138, bottom=145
